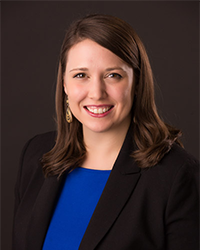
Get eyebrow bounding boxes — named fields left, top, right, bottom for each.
left=69, top=68, right=89, bottom=72
left=69, top=67, right=125, bottom=72
left=105, top=67, right=125, bottom=72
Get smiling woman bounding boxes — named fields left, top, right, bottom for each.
left=63, top=39, right=134, bottom=138
left=13, top=14, right=199, bottom=250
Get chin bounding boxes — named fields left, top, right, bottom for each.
left=88, top=127, right=110, bottom=134
left=83, top=122, right=114, bottom=134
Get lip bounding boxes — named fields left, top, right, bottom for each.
left=84, top=105, right=114, bottom=118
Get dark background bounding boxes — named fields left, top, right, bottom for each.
left=1, top=2, right=199, bottom=249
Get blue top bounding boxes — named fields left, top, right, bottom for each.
left=42, top=167, right=111, bottom=250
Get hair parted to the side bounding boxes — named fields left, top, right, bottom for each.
left=42, top=14, right=183, bottom=178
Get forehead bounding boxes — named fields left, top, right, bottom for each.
left=66, top=39, right=132, bottom=73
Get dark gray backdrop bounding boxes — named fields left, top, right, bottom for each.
left=2, top=2, right=199, bottom=249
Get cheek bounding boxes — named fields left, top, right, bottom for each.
left=124, top=80, right=135, bottom=105
left=66, top=84, right=86, bottom=103
left=112, top=85, right=133, bottom=105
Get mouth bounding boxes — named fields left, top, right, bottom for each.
left=84, top=105, right=114, bottom=115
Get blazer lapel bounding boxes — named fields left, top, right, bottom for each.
left=79, top=126, right=141, bottom=250
left=25, top=174, right=65, bottom=250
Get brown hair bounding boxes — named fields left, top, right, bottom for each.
left=42, top=14, right=182, bottom=177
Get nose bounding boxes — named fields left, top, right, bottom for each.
left=88, top=77, right=107, bottom=100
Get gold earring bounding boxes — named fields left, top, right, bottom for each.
left=66, top=99, right=73, bottom=123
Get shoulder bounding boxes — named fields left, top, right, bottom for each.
left=23, top=131, right=57, bottom=158
left=150, top=144, right=199, bottom=193
left=140, top=144, right=199, bottom=193
left=17, top=131, right=57, bottom=196
left=143, top=143, right=199, bottom=175
left=163, top=143, right=199, bottom=167
left=159, top=143, right=199, bottom=176
left=20, top=130, right=57, bottom=174
left=137, top=144, right=199, bottom=221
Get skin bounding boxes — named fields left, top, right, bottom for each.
left=64, top=39, right=135, bottom=170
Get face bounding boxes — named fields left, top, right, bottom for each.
left=63, top=39, right=135, bottom=134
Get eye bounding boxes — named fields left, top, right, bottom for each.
left=73, top=73, right=87, bottom=78
left=107, top=73, right=122, bottom=79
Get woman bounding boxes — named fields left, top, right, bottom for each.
left=13, top=14, right=199, bottom=250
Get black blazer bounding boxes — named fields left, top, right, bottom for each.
left=13, top=127, right=199, bottom=250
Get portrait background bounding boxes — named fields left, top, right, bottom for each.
left=2, top=2, right=199, bottom=249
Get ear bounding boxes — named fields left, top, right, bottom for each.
left=63, top=79, right=68, bottom=95
left=64, top=85, right=67, bottom=95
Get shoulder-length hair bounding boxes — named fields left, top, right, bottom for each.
left=42, top=14, right=182, bottom=177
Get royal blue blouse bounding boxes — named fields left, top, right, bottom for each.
left=42, top=167, right=111, bottom=250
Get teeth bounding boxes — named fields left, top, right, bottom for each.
left=87, top=106, right=111, bottom=114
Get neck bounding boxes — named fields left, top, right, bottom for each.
left=82, top=118, right=131, bottom=170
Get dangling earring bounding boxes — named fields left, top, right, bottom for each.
left=66, top=98, right=73, bottom=123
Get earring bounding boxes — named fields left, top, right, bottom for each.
left=66, top=99, right=73, bottom=123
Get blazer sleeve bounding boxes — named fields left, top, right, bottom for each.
left=13, top=131, right=56, bottom=218
left=165, top=159, right=199, bottom=250
left=13, top=137, right=36, bottom=217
